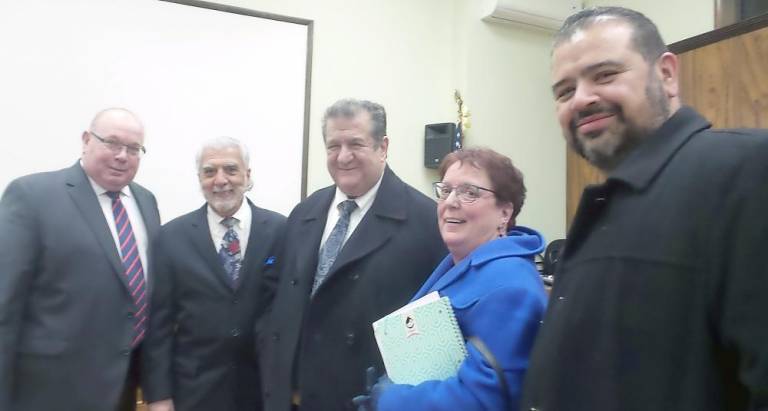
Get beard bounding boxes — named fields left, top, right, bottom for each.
left=567, top=74, right=670, bottom=172
left=204, top=183, right=249, bottom=217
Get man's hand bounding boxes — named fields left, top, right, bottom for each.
left=148, top=399, right=175, bottom=411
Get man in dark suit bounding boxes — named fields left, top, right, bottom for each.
left=0, top=108, right=161, bottom=411
left=260, top=99, right=447, bottom=411
left=142, top=137, right=285, bottom=411
left=521, top=7, right=768, bottom=411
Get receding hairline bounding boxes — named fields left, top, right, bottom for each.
left=552, top=7, right=668, bottom=64
left=89, top=108, right=144, bottom=133
left=553, top=15, right=632, bottom=51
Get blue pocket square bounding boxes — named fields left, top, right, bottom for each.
left=264, top=256, right=276, bottom=265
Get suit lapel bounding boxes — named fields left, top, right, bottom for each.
left=129, top=182, right=160, bottom=292
left=64, top=163, right=130, bottom=292
left=130, top=182, right=160, bottom=242
left=237, top=201, right=271, bottom=292
left=297, top=189, right=335, bottom=287
left=323, top=167, right=407, bottom=282
left=188, top=205, right=235, bottom=291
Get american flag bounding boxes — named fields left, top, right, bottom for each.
left=452, top=122, right=463, bottom=151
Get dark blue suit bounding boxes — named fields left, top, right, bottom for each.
left=142, top=200, right=285, bottom=411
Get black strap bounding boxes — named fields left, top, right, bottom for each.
left=468, top=336, right=511, bottom=409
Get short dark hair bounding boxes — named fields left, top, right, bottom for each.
left=553, top=6, right=668, bottom=62
left=322, top=98, right=387, bottom=147
left=438, top=147, right=526, bottom=230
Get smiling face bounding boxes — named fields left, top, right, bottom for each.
left=81, top=109, right=144, bottom=191
left=324, top=111, right=388, bottom=197
left=198, top=145, right=250, bottom=217
left=438, top=162, right=513, bottom=263
left=551, top=20, right=679, bottom=171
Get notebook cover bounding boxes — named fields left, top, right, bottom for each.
left=373, top=295, right=467, bottom=385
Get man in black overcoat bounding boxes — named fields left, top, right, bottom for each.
left=522, top=7, right=768, bottom=411
left=259, top=99, right=446, bottom=411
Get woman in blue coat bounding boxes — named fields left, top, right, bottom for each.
left=357, top=147, right=548, bottom=410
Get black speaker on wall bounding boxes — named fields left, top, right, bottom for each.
left=424, top=122, right=455, bottom=169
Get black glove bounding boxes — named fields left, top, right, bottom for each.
left=352, top=367, right=392, bottom=411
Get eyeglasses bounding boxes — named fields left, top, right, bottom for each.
left=89, top=131, right=146, bottom=157
left=432, top=182, right=496, bottom=204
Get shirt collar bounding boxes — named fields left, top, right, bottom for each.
left=607, top=106, right=711, bottom=191
left=82, top=164, right=135, bottom=199
left=332, top=170, right=384, bottom=210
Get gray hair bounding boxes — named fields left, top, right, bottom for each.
left=195, top=136, right=250, bottom=171
left=321, top=98, right=387, bottom=146
left=553, top=6, right=668, bottom=63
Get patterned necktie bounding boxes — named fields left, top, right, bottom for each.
left=312, top=199, right=358, bottom=296
left=219, top=217, right=242, bottom=288
left=106, top=191, right=147, bottom=347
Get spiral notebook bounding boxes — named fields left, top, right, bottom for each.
left=372, top=292, right=467, bottom=385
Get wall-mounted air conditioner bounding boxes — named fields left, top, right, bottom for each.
left=483, top=0, right=582, bottom=31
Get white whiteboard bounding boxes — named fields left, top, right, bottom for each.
left=0, top=0, right=310, bottom=221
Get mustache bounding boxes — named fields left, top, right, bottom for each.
left=212, top=185, right=233, bottom=193
left=211, top=183, right=252, bottom=193
left=571, top=103, right=621, bottom=128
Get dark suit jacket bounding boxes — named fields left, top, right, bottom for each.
left=142, top=200, right=285, bottom=411
left=0, top=162, right=161, bottom=411
left=521, top=107, right=768, bottom=410
left=260, top=167, right=447, bottom=411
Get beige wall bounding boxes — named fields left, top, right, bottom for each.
left=221, top=0, right=570, bottom=241
left=218, top=0, right=455, bottom=194
left=217, top=0, right=716, bottom=242
left=457, top=0, right=566, bottom=241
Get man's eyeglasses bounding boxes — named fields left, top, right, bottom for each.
left=89, top=131, right=146, bottom=157
left=432, top=182, right=496, bottom=204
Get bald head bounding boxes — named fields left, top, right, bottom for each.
left=89, top=108, right=144, bottom=136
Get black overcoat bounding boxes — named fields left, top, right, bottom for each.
left=522, top=107, right=768, bottom=411
left=260, top=167, right=447, bottom=411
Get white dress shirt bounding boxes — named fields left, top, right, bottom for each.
left=207, top=197, right=251, bottom=256
left=87, top=178, right=150, bottom=280
left=319, top=172, right=384, bottom=252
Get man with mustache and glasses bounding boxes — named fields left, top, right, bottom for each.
left=142, top=137, right=285, bottom=411
left=0, top=108, right=160, bottom=411
left=522, top=6, right=768, bottom=411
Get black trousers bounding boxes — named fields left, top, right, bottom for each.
left=117, top=347, right=141, bottom=411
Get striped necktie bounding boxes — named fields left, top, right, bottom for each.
left=107, top=191, right=147, bottom=347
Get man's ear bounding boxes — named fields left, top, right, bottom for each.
left=81, top=131, right=90, bottom=153
left=657, top=52, right=680, bottom=99
left=378, top=136, right=389, bottom=160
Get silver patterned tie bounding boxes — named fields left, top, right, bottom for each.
left=312, top=199, right=358, bottom=296
left=218, top=217, right=242, bottom=288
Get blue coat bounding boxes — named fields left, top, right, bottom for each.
left=377, top=226, right=547, bottom=411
